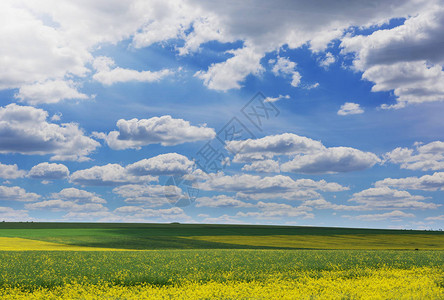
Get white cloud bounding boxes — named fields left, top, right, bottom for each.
left=131, top=1, right=201, bottom=49
left=70, top=154, right=194, bottom=186
left=280, top=147, right=380, bottom=174
left=113, top=184, right=182, bottom=207
left=375, top=172, right=444, bottom=191
left=189, top=0, right=424, bottom=91
left=113, top=206, right=192, bottom=222
left=235, top=201, right=313, bottom=220
left=0, top=0, right=433, bottom=97
left=303, top=82, right=320, bottom=90
left=195, top=46, right=264, bottom=91
left=344, top=210, right=415, bottom=222
left=92, top=56, right=172, bottom=85
left=337, top=102, right=364, bottom=116
left=198, top=173, right=347, bottom=200
left=341, top=6, right=444, bottom=108
left=51, top=113, right=62, bottom=122
left=25, top=200, right=107, bottom=212
left=195, top=195, right=253, bottom=208
left=349, top=187, right=439, bottom=210
left=229, top=133, right=325, bottom=163
left=319, top=52, right=335, bottom=69
left=0, top=104, right=100, bottom=161
left=25, top=190, right=107, bottom=212
left=264, top=95, right=290, bottom=103
left=425, top=215, right=444, bottom=221
left=28, top=162, right=69, bottom=180
left=51, top=188, right=106, bottom=204
left=70, top=163, right=157, bottom=186
left=201, top=214, right=245, bottom=224
left=0, top=1, right=90, bottom=90
left=0, top=163, right=26, bottom=179
left=242, top=160, right=280, bottom=173
left=0, top=185, right=40, bottom=202
left=94, top=115, right=215, bottom=150
left=271, top=57, right=301, bottom=87
left=15, top=80, right=89, bottom=105
left=384, top=141, right=444, bottom=171
left=301, top=199, right=363, bottom=211
left=126, top=153, right=194, bottom=176
left=229, top=134, right=379, bottom=174
left=0, top=207, right=30, bottom=221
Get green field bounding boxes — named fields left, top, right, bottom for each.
left=0, top=222, right=443, bottom=250
left=0, top=223, right=443, bottom=299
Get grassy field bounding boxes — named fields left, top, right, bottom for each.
left=0, top=223, right=443, bottom=299
left=0, top=222, right=443, bottom=250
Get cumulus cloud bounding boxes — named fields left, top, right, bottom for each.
left=64, top=205, right=193, bottom=222
left=28, top=162, right=69, bottom=180
left=425, top=215, right=444, bottom=221
left=337, top=102, right=364, bottom=116
left=70, top=153, right=194, bottom=186
left=94, top=116, right=215, bottom=150
left=0, top=163, right=26, bottom=179
left=0, top=104, right=100, bottom=161
left=200, top=214, right=245, bottom=224
left=198, top=173, right=347, bottom=200
left=271, top=57, right=302, bottom=87
left=15, top=80, right=89, bottom=105
left=24, top=187, right=107, bottom=213
left=92, top=56, right=172, bottom=85
left=344, top=210, right=415, bottom=222
left=0, top=185, right=40, bottom=202
left=229, top=133, right=325, bottom=163
left=195, top=195, right=254, bottom=208
left=0, top=0, right=188, bottom=101
left=25, top=200, right=107, bottom=213
left=0, top=0, right=434, bottom=97
left=126, top=153, right=194, bottom=176
left=384, top=141, right=444, bottom=171
left=70, top=163, right=157, bottom=186
left=229, top=133, right=379, bottom=174
left=195, top=46, right=264, bottom=91
left=319, top=52, right=336, bottom=69
left=113, top=206, right=192, bottom=222
left=235, top=201, right=313, bottom=220
left=51, top=188, right=106, bottom=204
left=301, top=199, right=363, bottom=211
left=341, top=5, right=444, bottom=108
left=0, top=207, right=30, bottom=222
left=349, top=187, right=439, bottom=210
left=0, top=1, right=90, bottom=91
left=113, top=184, right=183, bottom=207
left=375, top=172, right=444, bottom=191
left=189, top=0, right=424, bottom=90
left=281, top=147, right=380, bottom=174
left=264, top=95, right=290, bottom=103
left=242, top=160, right=280, bottom=173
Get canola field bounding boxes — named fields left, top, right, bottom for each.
left=0, top=223, right=443, bottom=299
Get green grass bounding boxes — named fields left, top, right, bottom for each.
left=0, top=250, right=442, bottom=290
left=0, top=222, right=442, bottom=250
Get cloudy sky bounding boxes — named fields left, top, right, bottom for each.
left=1, top=0, right=444, bottom=229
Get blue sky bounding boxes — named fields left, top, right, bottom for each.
left=1, top=0, right=444, bottom=229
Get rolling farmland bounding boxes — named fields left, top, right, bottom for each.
left=0, top=223, right=443, bottom=299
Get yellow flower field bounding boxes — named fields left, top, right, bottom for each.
left=0, top=249, right=442, bottom=299
left=0, top=267, right=442, bottom=299
left=0, top=237, right=124, bottom=251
